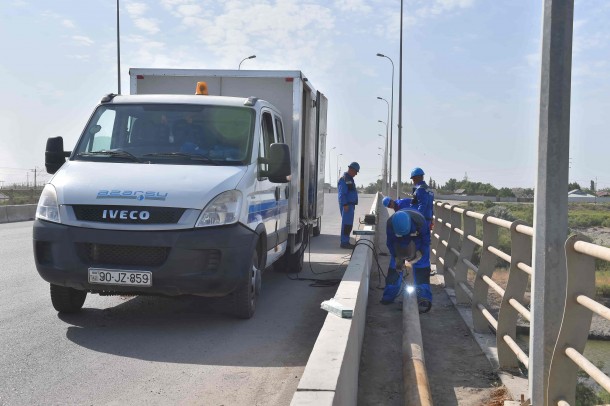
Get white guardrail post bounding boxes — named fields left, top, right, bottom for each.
left=497, top=221, right=533, bottom=369
left=472, top=214, right=498, bottom=333
left=432, top=203, right=451, bottom=279
left=453, top=209, right=477, bottom=304
left=441, top=204, right=462, bottom=289
left=547, top=235, right=610, bottom=405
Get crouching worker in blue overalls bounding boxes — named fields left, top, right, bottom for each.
left=381, top=209, right=433, bottom=313
left=337, top=162, right=360, bottom=249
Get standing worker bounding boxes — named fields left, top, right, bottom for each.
left=382, top=208, right=433, bottom=312
left=337, top=162, right=360, bottom=249
left=409, top=167, right=434, bottom=230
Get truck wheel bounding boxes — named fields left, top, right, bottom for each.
left=312, top=217, right=321, bottom=237
left=50, top=284, right=87, bottom=313
left=231, top=251, right=259, bottom=319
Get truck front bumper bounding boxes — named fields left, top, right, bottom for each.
left=33, top=220, right=258, bottom=296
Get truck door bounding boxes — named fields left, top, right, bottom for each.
left=255, top=110, right=281, bottom=249
left=273, top=115, right=289, bottom=245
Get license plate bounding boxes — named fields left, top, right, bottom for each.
left=88, top=268, right=152, bottom=287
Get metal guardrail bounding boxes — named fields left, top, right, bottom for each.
left=430, top=201, right=610, bottom=405
left=547, top=236, right=610, bottom=404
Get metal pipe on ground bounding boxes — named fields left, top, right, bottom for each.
left=402, top=266, right=433, bottom=406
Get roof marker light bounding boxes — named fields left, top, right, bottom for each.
left=196, top=82, right=209, bottom=95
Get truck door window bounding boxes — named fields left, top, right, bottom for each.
left=274, top=116, right=284, bottom=143
left=259, top=111, right=275, bottom=178
left=87, top=109, right=116, bottom=151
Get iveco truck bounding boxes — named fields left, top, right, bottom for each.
left=33, top=69, right=327, bottom=318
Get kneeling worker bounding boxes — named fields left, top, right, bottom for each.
left=382, top=208, right=433, bottom=312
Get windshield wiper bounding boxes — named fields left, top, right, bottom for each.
left=77, top=150, right=142, bottom=162
left=143, top=152, right=219, bottom=165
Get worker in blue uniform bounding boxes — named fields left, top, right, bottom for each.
left=382, top=167, right=434, bottom=229
left=337, top=162, right=360, bottom=249
left=409, top=167, right=434, bottom=230
left=382, top=196, right=411, bottom=211
left=381, top=208, right=433, bottom=313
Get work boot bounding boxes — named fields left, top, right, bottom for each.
left=340, top=243, right=355, bottom=249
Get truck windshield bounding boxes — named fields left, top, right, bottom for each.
left=73, top=104, right=255, bottom=165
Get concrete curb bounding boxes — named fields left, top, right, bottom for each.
left=0, top=204, right=36, bottom=223
left=291, top=194, right=379, bottom=406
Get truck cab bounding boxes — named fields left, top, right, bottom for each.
left=34, top=92, right=291, bottom=319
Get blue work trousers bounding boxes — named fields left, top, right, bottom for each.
left=340, top=204, right=355, bottom=245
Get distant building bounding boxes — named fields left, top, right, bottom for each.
left=568, top=189, right=596, bottom=202
left=0, top=193, right=8, bottom=202
left=454, top=188, right=466, bottom=195
left=596, top=191, right=610, bottom=197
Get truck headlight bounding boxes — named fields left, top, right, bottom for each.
left=195, top=190, right=242, bottom=228
left=36, top=184, right=61, bottom=223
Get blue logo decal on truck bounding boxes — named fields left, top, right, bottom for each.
left=97, top=190, right=168, bottom=201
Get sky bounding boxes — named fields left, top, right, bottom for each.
left=0, top=0, right=609, bottom=190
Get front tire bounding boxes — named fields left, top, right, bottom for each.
left=231, top=251, right=259, bottom=319
left=50, top=284, right=87, bottom=313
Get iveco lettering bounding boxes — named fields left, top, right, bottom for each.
left=102, top=209, right=150, bottom=220
left=33, top=69, right=326, bottom=319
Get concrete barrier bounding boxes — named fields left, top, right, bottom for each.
left=291, top=194, right=378, bottom=406
left=0, top=204, right=37, bottom=223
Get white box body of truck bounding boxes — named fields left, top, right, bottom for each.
left=33, top=69, right=327, bottom=318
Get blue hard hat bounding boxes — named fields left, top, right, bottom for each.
left=392, top=211, right=411, bottom=236
left=348, top=162, right=360, bottom=172
left=410, top=167, right=425, bottom=178
left=382, top=196, right=392, bottom=207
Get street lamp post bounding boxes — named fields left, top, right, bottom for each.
left=377, top=96, right=390, bottom=193
left=328, top=146, right=336, bottom=187
left=238, top=55, right=256, bottom=70
left=116, top=0, right=121, bottom=94
left=378, top=119, right=388, bottom=194
left=378, top=134, right=388, bottom=195
left=376, top=53, right=395, bottom=197
left=337, top=153, right=343, bottom=183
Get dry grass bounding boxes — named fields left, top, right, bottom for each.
left=481, top=386, right=512, bottom=406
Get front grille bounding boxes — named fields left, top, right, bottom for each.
left=72, top=205, right=185, bottom=224
left=76, top=243, right=170, bottom=267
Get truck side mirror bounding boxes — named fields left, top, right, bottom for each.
left=266, top=143, right=291, bottom=183
left=45, top=137, right=69, bottom=174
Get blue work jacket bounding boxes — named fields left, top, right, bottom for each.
left=386, top=208, right=430, bottom=265
left=410, top=181, right=434, bottom=221
left=338, top=172, right=358, bottom=206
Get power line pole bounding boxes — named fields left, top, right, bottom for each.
left=530, top=0, right=574, bottom=404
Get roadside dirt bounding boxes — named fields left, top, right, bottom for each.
left=358, top=252, right=512, bottom=406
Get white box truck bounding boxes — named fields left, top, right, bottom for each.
left=33, top=69, right=327, bottom=318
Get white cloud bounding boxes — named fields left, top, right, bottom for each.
left=124, top=2, right=160, bottom=35
left=412, top=0, right=475, bottom=20
left=156, top=0, right=336, bottom=70
left=333, top=0, right=372, bottom=13
left=72, top=35, right=94, bottom=46
left=125, top=2, right=148, bottom=16
left=134, top=18, right=161, bottom=34
left=61, top=19, right=75, bottom=29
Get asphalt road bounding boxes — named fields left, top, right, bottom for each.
left=0, top=193, right=373, bottom=406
